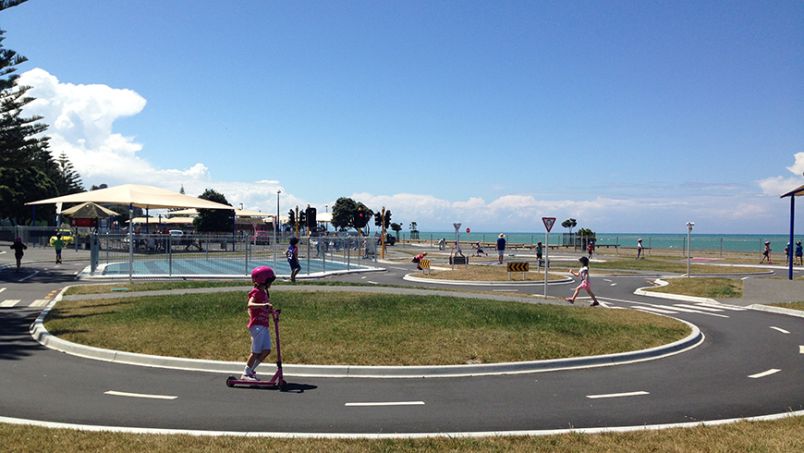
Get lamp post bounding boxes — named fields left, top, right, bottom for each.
left=686, top=221, right=695, bottom=278
left=274, top=190, right=281, bottom=263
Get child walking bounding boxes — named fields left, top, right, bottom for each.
left=566, top=256, right=600, bottom=306
left=286, top=237, right=301, bottom=283
left=242, top=266, right=276, bottom=381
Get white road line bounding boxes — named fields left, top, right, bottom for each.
left=633, top=306, right=677, bottom=315
left=367, top=281, right=379, bottom=285
left=769, top=326, right=790, bottom=334
left=799, top=346, right=803, bottom=354
left=674, top=304, right=724, bottom=312
left=586, top=391, right=649, bottom=399
left=741, top=276, right=750, bottom=281
left=0, top=287, right=6, bottom=294
left=104, top=390, right=177, bottom=400
left=29, top=299, right=50, bottom=308
left=345, top=401, right=425, bottom=407
left=17, top=270, right=38, bottom=282
left=0, top=299, right=21, bottom=308
left=748, top=369, right=781, bottom=379
left=609, top=283, right=617, bottom=286
left=602, top=279, right=613, bottom=282
left=695, top=302, right=746, bottom=311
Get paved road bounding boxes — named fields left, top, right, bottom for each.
left=1, top=251, right=802, bottom=435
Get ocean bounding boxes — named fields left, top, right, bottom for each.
left=408, top=232, right=795, bottom=254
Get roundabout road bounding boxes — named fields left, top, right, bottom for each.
left=0, top=259, right=802, bottom=436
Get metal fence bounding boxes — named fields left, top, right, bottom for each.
left=90, top=231, right=379, bottom=278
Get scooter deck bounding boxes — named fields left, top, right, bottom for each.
left=226, top=375, right=286, bottom=389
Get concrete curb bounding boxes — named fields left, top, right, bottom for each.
left=32, top=286, right=703, bottom=379
left=403, top=273, right=574, bottom=287
left=747, top=304, right=804, bottom=319
left=634, top=278, right=720, bottom=304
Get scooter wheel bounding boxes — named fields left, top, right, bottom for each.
left=226, top=376, right=235, bottom=387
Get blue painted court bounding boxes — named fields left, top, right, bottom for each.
left=100, top=256, right=376, bottom=277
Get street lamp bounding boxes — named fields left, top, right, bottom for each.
left=686, top=221, right=695, bottom=278
left=274, top=190, right=281, bottom=263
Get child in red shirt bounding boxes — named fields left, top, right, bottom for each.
left=242, top=266, right=276, bottom=380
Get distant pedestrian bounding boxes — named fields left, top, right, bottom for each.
left=536, top=241, right=544, bottom=269
left=636, top=238, right=644, bottom=260
left=9, top=237, right=27, bottom=272
left=53, top=233, right=64, bottom=264
left=286, top=237, right=301, bottom=282
left=796, top=241, right=803, bottom=266
left=412, top=252, right=427, bottom=270
left=760, top=241, right=772, bottom=264
left=438, top=238, right=446, bottom=251
left=496, top=233, right=506, bottom=264
left=587, top=239, right=595, bottom=259
left=785, top=243, right=790, bottom=261
left=473, top=242, right=487, bottom=257
left=566, top=256, right=600, bottom=306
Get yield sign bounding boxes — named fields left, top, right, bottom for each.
left=542, top=217, right=557, bottom=232
left=453, top=223, right=462, bottom=232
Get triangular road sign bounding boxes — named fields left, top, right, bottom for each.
left=542, top=217, right=556, bottom=232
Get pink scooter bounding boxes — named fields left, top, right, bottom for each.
left=226, top=308, right=287, bottom=390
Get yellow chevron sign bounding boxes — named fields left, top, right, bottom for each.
left=507, top=262, right=529, bottom=273
left=419, top=259, right=431, bottom=270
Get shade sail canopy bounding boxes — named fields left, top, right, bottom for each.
left=129, top=216, right=195, bottom=225
left=26, top=184, right=235, bottom=210
left=60, top=202, right=119, bottom=218
left=780, top=185, right=804, bottom=198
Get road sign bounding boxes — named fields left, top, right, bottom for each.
left=453, top=223, right=462, bottom=232
left=542, top=217, right=556, bottom=232
left=466, top=227, right=471, bottom=234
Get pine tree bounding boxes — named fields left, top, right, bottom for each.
left=54, top=151, right=84, bottom=194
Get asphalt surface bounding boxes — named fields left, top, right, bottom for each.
left=1, top=245, right=803, bottom=435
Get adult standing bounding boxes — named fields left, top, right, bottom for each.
left=796, top=241, right=803, bottom=266
left=760, top=241, right=772, bottom=264
left=496, top=233, right=506, bottom=264
left=536, top=241, right=544, bottom=269
left=9, top=237, right=27, bottom=272
left=636, top=238, right=644, bottom=260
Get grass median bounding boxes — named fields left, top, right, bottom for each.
left=45, top=290, right=688, bottom=366
left=2, top=416, right=802, bottom=452
left=643, top=277, right=743, bottom=298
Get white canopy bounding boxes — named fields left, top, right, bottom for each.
left=26, top=184, right=234, bottom=210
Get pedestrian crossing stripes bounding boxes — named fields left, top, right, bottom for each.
left=0, top=298, right=51, bottom=308
left=600, top=299, right=747, bottom=318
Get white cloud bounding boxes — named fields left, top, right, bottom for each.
left=757, top=152, right=804, bottom=196
left=19, top=68, right=211, bottom=187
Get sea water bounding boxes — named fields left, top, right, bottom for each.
left=412, top=232, right=795, bottom=254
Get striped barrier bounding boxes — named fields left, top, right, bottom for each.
left=419, top=258, right=431, bottom=274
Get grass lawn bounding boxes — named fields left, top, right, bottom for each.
left=643, top=278, right=743, bottom=298
left=771, top=301, right=804, bottom=311
left=45, top=291, right=688, bottom=366
left=2, top=416, right=802, bottom=452
left=591, top=257, right=760, bottom=275
left=63, top=280, right=371, bottom=296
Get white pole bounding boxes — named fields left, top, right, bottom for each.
left=544, top=230, right=549, bottom=297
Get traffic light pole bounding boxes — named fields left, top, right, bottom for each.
left=380, top=206, right=386, bottom=259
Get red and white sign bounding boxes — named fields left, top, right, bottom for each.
left=542, top=217, right=556, bottom=232
left=466, top=227, right=471, bottom=234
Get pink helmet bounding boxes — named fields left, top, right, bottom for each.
left=251, top=266, right=276, bottom=285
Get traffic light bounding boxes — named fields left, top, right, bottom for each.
left=299, top=210, right=307, bottom=227
left=354, top=208, right=368, bottom=228
left=288, top=209, right=295, bottom=226
left=306, top=206, right=317, bottom=230
left=374, top=211, right=382, bottom=227
left=384, top=210, right=391, bottom=228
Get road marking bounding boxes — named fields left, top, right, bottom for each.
left=769, top=326, right=790, bottom=334
left=586, top=391, right=649, bottom=399
left=800, top=346, right=803, bottom=354
left=633, top=306, right=677, bottom=314
left=104, top=390, right=177, bottom=400
left=609, top=283, right=617, bottom=286
left=667, top=305, right=730, bottom=318
left=345, top=401, right=425, bottom=407
left=30, top=299, right=50, bottom=308
left=748, top=369, right=781, bottom=379
left=741, top=276, right=750, bottom=281
left=367, top=281, right=379, bottom=285
left=0, top=287, right=6, bottom=294
left=674, top=304, right=724, bottom=312
left=695, top=302, right=746, bottom=311
left=602, top=279, right=613, bottom=282
left=17, top=270, right=38, bottom=282
left=0, top=299, right=21, bottom=308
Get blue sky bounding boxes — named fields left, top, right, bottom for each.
left=3, top=1, right=803, bottom=233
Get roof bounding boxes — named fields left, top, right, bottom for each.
left=26, top=184, right=234, bottom=210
